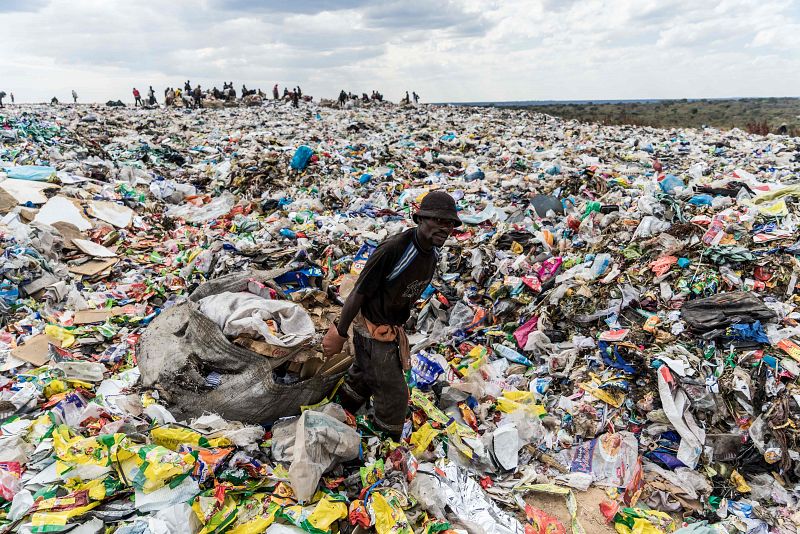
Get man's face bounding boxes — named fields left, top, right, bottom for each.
left=417, top=216, right=456, bottom=247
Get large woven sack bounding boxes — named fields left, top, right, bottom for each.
left=137, top=269, right=346, bottom=423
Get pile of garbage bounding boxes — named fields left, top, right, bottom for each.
left=0, top=100, right=799, bottom=534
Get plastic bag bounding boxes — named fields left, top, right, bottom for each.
left=291, top=145, right=314, bottom=170
left=568, top=431, right=638, bottom=487
left=288, top=409, right=360, bottom=502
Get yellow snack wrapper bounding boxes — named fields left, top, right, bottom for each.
left=151, top=426, right=232, bottom=451
left=193, top=494, right=239, bottom=534
left=307, top=495, right=349, bottom=530
left=371, top=491, right=414, bottom=534
left=45, top=325, right=76, bottom=348
left=120, top=444, right=196, bottom=494
left=410, top=423, right=440, bottom=456
left=227, top=496, right=279, bottom=534
left=53, top=425, right=131, bottom=477
left=496, top=390, right=547, bottom=417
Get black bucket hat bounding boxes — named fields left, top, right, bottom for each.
left=412, top=191, right=462, bottom=227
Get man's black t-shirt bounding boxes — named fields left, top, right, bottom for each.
left=354, top=228, right=437, bottom=326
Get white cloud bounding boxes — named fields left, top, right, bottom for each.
left=0, top=0, right=797, bottom=103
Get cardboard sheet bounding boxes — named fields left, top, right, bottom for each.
left=11, top=334, right=52, bottom=367
left=68, top=258, right=118, bottom=276
left=72, top=239, right=117, bottom=258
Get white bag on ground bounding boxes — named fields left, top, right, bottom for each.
left=287, top=408, right=360, bottom=502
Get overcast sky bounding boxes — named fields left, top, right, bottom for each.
left=1, top=0, right=798, bottom=103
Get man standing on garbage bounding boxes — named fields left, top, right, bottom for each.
left=322, top=191, right=460, bottom=439
left=72, top=90, right=78, bottom=104
left=133, top=88, right=142, bottom=107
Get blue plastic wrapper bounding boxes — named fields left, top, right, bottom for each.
left=351, top=242, right=376, bottom=274
left=730, top=320, right=769, bottom=344
left=0, top=280, right=19, bottom=305
left=598, top=341, right=636, bottom=374
left=274, top=267, right=324, bottom=292
left=411, top=353, right=444, bottom=390
left=688, top=194, right=713, bottom=206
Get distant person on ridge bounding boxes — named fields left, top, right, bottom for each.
left=0, top=92, right=5, bottom=108
left=10, top=92, right=14, bottom=104
left=148, top=86, right=157, bottom=106
left=133, top=88, right=142, bottom=107
left=413, top=91, right=419, bottom=104
left=72, top=90, right=78, bottom=104
left=273, top=84, right=279, bottom=99
left=194, top=85, right=203, bottom=108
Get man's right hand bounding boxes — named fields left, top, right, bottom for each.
left=322, top=325, right=347, bottom=358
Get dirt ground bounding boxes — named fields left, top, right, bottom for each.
left=524, top=486, right=617, bottom=533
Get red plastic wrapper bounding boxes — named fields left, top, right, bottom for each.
left=458, top=402, right=479, bottom=432
left=348, top=499, right=372, bottom=528
left=525, top=505, right=565, bottom=534
left=598, top=500, right=620, bottom=523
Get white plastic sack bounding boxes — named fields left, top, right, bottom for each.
left=198, top=292, right=315, bottom=348
left=657, top=366, right=705, bottom=468
left=287, top=408, right=360, bottom=502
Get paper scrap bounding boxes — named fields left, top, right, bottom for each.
left=89, top=200, right=134, bottom=228
left=33, top=196, right=92, bottom=231
left=0, top=178, right=59, bottom=205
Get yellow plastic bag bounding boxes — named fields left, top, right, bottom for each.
left=43, top=379, right=68, bottom=399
